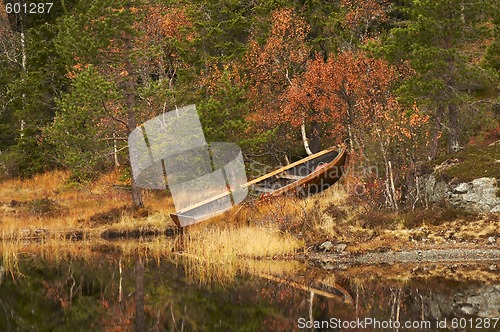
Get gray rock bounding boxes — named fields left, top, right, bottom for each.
left=425, top=174, right=448, bottom=203
left=429, top=284, right=500, bottom=319
left=334, top=243, right=347, bottom=253
left=453, top=182, right=470, bottom=194
left=448, top=178, right=500, bottom=213
left=491, top=205, right=500, bottom=213
left=424, top=175, right=500, bottom=213
left=319, top=241, right=333, bottom=252
left=460, top=305, right=477, bottom=315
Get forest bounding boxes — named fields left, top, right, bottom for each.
left=0, top=2, right=499, bottom=329
left=0, top=0, right=499, bottom=211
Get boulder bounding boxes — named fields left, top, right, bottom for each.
left=448, top=178, right=500, bottom=213
left=319, top=241, right=333, bottom=252
left=428, top=284, right=500, bottom=319
left=424, top=174, right=448, bottom=203
left=424, top=175, right=500, bottom=213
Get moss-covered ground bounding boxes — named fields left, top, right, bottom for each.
left=422, top=143, right=500, bottom=183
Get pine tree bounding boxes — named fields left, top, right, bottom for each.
left=0, top=0, right=75, bottom=177
left=50, top=0, right=146, bottom=208
left=380, top=0, right=498, bottom=158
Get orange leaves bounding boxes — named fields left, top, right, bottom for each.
left=140, top=5, right=192, bottom=42
left=283, top=51, right=397, bottom=127
left=201, top=61, right=245, bottom=99
left=66, top=62, right=89, bottom=79
left=278, top=48, right=430, bottom=147
left=341, top=0, right=389, bottom=26
left=246, top=8, right=310, bottom=123
left=268, top=8, right=310, bottom=65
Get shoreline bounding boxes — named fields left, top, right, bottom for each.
left=307, top=247, right=500, bottom=268
left=2, top=227, right=499, bottom=266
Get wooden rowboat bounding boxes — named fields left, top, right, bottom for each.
left=170, top=144, right=347, bottom=227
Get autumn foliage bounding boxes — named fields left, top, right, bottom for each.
left=1, top=1, right=497, bottom=210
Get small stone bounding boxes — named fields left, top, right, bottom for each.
left=9, top=200, right=20, bottom=207
left=489, top=264, right=497, bottom=271
left=460, top=305, right=477, bottom=315
left=335, top=243, right=347, bottom=253
left=321, top=262, right=335, bottom=270
left=487, top=236, right=496, bottom=244
left=319, top=241, right=333, bottom=252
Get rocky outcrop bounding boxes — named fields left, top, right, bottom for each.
left=448, top=178, right=500, bottom=213
left=424, top=175, right=500, bottom=213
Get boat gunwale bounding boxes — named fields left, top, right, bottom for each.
left=244, top=146, right=341, bottom=186
left=260, top=146, right=346, bottom=197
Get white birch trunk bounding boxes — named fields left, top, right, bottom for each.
left=113, top=133, right=120, bottom=167
left=20, top=19, right=27, bottom=139
left=301, top=120, right=313, bottom=156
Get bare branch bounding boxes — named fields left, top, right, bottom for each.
left=101, top=101, right=129, bottom=129
left=109, top=116, right=129, bottom=129
left=105, top=145, right=128, bottom=156
left=100, top=137, right=128, bottom=141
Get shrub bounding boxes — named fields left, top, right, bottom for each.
left=27, top=198, right=63, bottom=216
left=358, top=210, right=396, bottom=229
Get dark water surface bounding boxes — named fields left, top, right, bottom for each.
left=0, top=244, right=498, bottom=331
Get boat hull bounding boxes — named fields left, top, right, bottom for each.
left=170, top=145, right=347, bottom=227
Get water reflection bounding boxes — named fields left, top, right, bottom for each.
left=0, top=244, right=498, bottom=331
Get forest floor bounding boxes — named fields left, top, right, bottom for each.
left=0, top=169, right=498, bottom=267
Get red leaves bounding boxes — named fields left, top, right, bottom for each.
left=283, top=51, right=396, bottom=132
left=245, top=7, right=429, bottom=151
left=140, top=5, right=192, bottom=43
left=279, top=49, right=429, bottom=145
left=245, top=8, right=310, bottom=120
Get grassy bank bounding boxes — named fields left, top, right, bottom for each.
left=422, top=143, right=500, bottom=183
left=0, top=170, right=176, bottom=241
left=1, top=167, right=498, bottom=284
left=0, top=170, right=305, bottom=284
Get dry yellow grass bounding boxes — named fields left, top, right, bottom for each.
left=2, top=168, right=495, bottom=288
left=0, top=169, right=177, bottom=240
left=180, top=224, right=304, bottom=284
left=0, top=170, right=69, bottom=201
left=0, top=169, right=307, bottom=286
left=0, top=236, right=179, bottom=280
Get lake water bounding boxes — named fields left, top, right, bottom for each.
left=0, top=241, right=498, bottom=331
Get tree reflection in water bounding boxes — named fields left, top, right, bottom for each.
left=0, top=247, right=498, bottom=331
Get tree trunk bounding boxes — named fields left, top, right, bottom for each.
left=113, top=133, right=120, bottom=167
left=346, top=100, right=356, bottom=154
left=429, top=106, right=444, bottom=160
left=20, top=14, right=27, bottom=140
left=376, top=129, right=398, bottom=210
left=118, top=257, right=123, bottom=303
left=308, top=291, right=314, bottom=331
left=309, top=121, right=321, bottom=153
left=134, top=256, right=145, bottom=332
left=388, top=160, right=399, bottom=210
left=447, top=104, right=459, bottom=153
left=123, top=26, right=143, bottom=209
left=301, top=120, right=313, bottom=156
